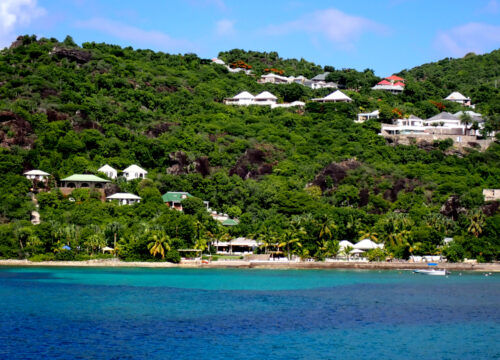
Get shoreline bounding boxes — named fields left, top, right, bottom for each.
left=0, top=259, right=499, bottom=272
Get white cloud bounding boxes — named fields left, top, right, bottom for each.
left=263, top=8, right=388, bottom=50
left=434, top=22, right=500, bottom=57
left=0, top=0, right=46, bottom=48
left=215, top=19, right=235, bottom=36
left=74, top=18, right=197, bottom=53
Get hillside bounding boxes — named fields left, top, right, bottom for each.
left=0, top=35, right=498, bottom=262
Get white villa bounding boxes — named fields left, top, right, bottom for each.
left=213, top=237, right=261, bottom=255
left=372, top=75, right=405, bottom=94
left=224, top=91, right=279, bottom=106
left=98, top=164, right=117, bottom=179
left=122, top=165, right=147, bottom=181
left=356, top=110, right=380, bottom=123
left=380, top=112, right=470, bottom=136
left=312, top=90, right=353, bottom=103
left=259, top=73, right=290, bottom=84
left=253, top=91, right=278, bottom=105
left=483, top=189, right=500, bottom=202
left=106, top=192, right=141, bottom=205
left=24, top=170, right=50, bottom=182
left=271, top=101, right=305, bottom=109
left=445, top=92, right=472, bottom=107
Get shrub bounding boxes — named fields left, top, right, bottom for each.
left=29, top=253, right=55, bottom=262
left=165, top=249, right=181, bottom=263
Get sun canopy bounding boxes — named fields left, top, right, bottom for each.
left=353, top=239, right=383, bottom=250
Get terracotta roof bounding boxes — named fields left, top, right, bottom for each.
left=385, top=75, right=404, bottom=81
left=377, top=79, right=391, bottom=85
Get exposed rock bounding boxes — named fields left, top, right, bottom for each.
left=44, top=109, right=69, bottom=122
left=440, top=195, right=467, bottom=220
left=104, top=183, right=120, bottom=197
left=229, top=148, right=276, bottom=180
left=50, top=47, right=92, bottom=63
left=0, top=111, right=35, bottom=149
left=9, top=36, right=23, bottom=49
left=482, top=201, right=499, bottom=217
left=41, top=88, right=59, bottom=99
left=310, top=159, right=361, bottom=191
left=146, top=122, right=177, bottom=138
left=166, top=151, right=211, bottom=176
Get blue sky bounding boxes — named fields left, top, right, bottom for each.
left=1, top=0, right=500, bottom=75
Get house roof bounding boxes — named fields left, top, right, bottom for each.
left=311, top=72, right=330, bottom=81
left=232, top=91, right=254, bottom=100
left=61, top=174, right=110, bottom=182
left=222, top=218, right=239, bottom=226
left=408, top=115, right=422, bottom=119
left=445, top=91, right=470, bottom=101
left=106, top=193, right=141, bottom=200
left=254, top=91, right=277, bottom=100
left=427, top=112, right=459, bottom=121
left=323, top=90, right=352, bottom=101
left=353, top=239, right=383, bottom=250
left=385, top=75, right=404, bottom=81
left=162, top=191, right=192, bottom=203
left=123, top=164, right=147, bottom=174
left=339, top=240, right=354, bottom=249
left=98, top=164, right=116, bottom=173
left=24, top=170, right=50, bottom=176
left=377, top=79, right=391, bottom=85
left=394, top=81, right=405, bottom=87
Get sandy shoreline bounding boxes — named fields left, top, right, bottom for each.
left=0, top=259, right=499, bottom=272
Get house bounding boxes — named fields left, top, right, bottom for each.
left=162, top=191, right=192, bottom=211
left=253, top=91, right=277, bottom=105
left=98, top=164, right=117, bottom=179
left=60, top=174, right=110, bottom=189
left=311, top=90, right=353, bottom=103
left=24, top=170, right=50, bottom=183
left=213, top=237, right=261, bottom=255
left=224, top=91, right=255, bottom=105
left=356, top=110, right=380, bottom=123
left=483, top=189, right=500, bottom=202
left=372, top=75, right=405, bottom=94
left=380, top=112, right=469, bottom=136
left=311, top=72, right=330, bottom=82
left=212, top=58, right=225, bottom=65
left=106, top=192, right=141, bottom=205
left=445, top=92, right=472, bottom=107
left=259, top=73, right=290, bottom=84
left=122, top=165, right=147, bottom=181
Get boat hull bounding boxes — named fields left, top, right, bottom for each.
left=413, top=269, right=448, bottom=276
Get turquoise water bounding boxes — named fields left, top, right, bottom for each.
left=0, top=267, right=498, bottom=359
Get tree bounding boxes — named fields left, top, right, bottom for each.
left=459, top=112, right=472, bottom=135
left=467, top=210, right=485, bottom=237
left=147, top=230, right=171, bottom=259
left=278, top=227, right=305, bottom=260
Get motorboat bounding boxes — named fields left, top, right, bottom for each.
left=413, top=263, right=449, bottom=276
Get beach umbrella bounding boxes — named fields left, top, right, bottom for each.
left=62, top=245, right=71, bottom=250
left=353, top=239, right=382, bottom=250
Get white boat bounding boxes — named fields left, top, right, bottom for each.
left=413, top=269, right=449, bottom=276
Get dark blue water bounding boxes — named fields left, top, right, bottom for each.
left=0, top=267, right=498, bottom=359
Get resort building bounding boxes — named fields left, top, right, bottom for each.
left=122, top=164, right=147, bottom=181
left=224, top=91, right=255, bottom=106
left=213, top=237, right=261, bottom=255
left=24, top=169, right=50, bottom=183
left=253, top=91, right=278, bottom=105
left=258, top=73, right=290, bottom=84
left=355, top=110, right=380, bottom=123
left=445, top=92, right=472, bottom=107
left=483, top=189, right=500, bottom=202
left=60, top=174, right=110, bottom=189
left=372, top=75, right=405, bottom=94
left=311, top=90, right=353, bottom=103
left=106, top=192, right=141, bottom=205
left=224, top=91, right=283, bottom=107
left=98, top=164, right=117, bottom=179
left=380, top=112, right=467, bottom=136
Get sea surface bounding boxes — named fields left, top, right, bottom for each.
left=0, top=267, right=498, bottom=360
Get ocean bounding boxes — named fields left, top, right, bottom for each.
left=0, top=267, right=498, bottom=359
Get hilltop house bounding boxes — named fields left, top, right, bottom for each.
left=483, top=189, right=500, bottom=202
left=445, top=92, right=472, bottom=107
left=224, top=91, right=278, bottom=106
left=60, top=174, right=110, bottom=189
left=259, top=73, right=290, bottom=84
left=253, top=91, right=277, bottom=105
left=98, top=164, right=117, bottom=179
left=163, top=191, right=193, bottom=211
left=24, top=170, right=50, bottom=183
left=106, top=192, right=141, bottom=205
left=309, top=72, right=338, bottom=89
left=355, top=110, right=380, bottom=123
left=122, top=165, right=147, bottom=181
left=380, top=112, right=467, bottom=136
left=311, top=90, right=352, bottom=103
left=372, top=75, right=405, bottom=94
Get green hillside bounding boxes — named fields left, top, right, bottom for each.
left=0, top=35, right=498, bottom=262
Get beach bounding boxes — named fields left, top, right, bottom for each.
left=0, top=259, right=498, bottom=272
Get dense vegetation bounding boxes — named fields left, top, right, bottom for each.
left=0, top=35, right=499, bottom=263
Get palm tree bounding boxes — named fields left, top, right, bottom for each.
left=147, top=230, right=171, bottom=259
left=106, top=222, right=123, bottom=255
left=278, top=228, right=305, bottom=260
left=467, top=210, right=485, bottom=237
left=358, top=230, right=379, bottom=243
left=459, top=112, right=472, bottom=135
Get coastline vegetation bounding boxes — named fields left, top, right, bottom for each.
left=0, top=35, right=499, bottom=263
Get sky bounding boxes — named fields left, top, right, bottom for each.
left=1, top=0, right=500, bottom=76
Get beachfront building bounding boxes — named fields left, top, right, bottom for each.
left=355, top=110, right=380, bottom=123
left=445, top=92, right=472, bottom=107
left=106, top=192, right=141, bottom=205
left=213, top=237, right=261, bottom=255
left=24, top=169, right=50, bottom=183
left=122, top=164, right=147, bottom=181
left=354, top=239, right=384, bottom=251
left=372, top=75, right=405, bottom=94
left=98, top=164, right=117, bottom=179
left=311, top=90, right=352, bottom=103
left=483, top=189, right=500, bottom=202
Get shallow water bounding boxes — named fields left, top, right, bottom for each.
left=0, top=267, right=498, bottom=359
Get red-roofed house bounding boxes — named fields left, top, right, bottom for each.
left=385, top=75, right=405, bottom=81
left=372, top=75, right=405, bottom=94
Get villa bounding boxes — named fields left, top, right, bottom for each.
left=372, top=75, right=405, bottom=94
left=213, top=237, right=261, bottom=255
left=380, top=112, right=469, bottom=136
left=59, top=174, right=110, bottom=199
left=258, top=73, right=290, bottom=84
left=122, top=164, right=147, bottom=181
left=224, top=91, right=256, bottom=106
left=24, top=169, right=50, bottom=183
left=106, top=192, right=141, bottom=205
left=224, top=91, right=281, bottom=107
left=445, top=92, right=472, bottom=107
left=253, top=91, right=278, bottom=105
left=355, top=110, right=380, bottom=123
left=163, top=191, right=193, bottom=211
left=311, top=90, right=353, bottom=103
left=98, top=164, right=117, bottom=179
left=483, top=189, right=500, bottom=202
